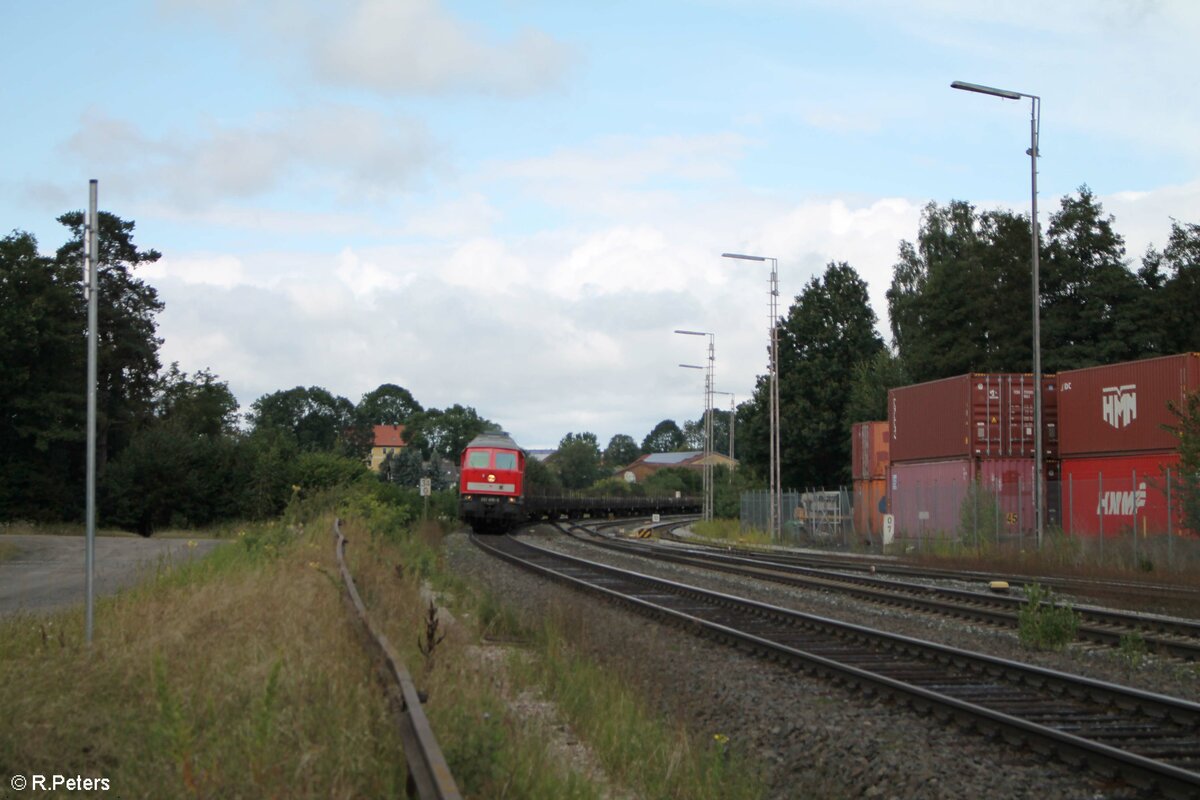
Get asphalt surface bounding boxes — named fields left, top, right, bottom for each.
left=0, top=535, right=224, bottom=616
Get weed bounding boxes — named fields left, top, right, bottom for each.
left=477, top=589, right=525, bottom=641
left=1017, top=583, right=1079, bottom=651
left=418, top=600, right=447, bottom=670
left=1117, top=632, right=1148, bottom=670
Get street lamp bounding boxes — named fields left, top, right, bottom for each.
left=722, top=252, right=781, bottom=540
left=676, top=329, right=715, bottom=522
left=951, top=79, right=1044, bottom=549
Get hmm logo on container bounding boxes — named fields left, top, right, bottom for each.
left=1096, top=482, right=1146, bottom=516
left=1101, top=384, right=1136, bottom=429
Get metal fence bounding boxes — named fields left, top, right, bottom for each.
left=742, top=468, right=1196, bottom=560
left=740, top=488, right=853, bottom=546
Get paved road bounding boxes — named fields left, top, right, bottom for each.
left=0, top=535, right=224, bottom=616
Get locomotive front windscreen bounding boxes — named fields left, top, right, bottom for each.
left=495, top=452, right=517, bottom=470
left=466, top=450, right=490, bottom=468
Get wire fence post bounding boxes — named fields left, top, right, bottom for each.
left=1167, top=467, right=1173, bottom=565
left=1068, top=473, right=1073, bottom=538
left=1131, top=468, right=1138, bottom=568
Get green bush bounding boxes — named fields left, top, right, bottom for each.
left=1017, top=583, right=1078, bottom=651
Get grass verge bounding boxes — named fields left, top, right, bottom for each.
left=690, top=518, right=774, bottom=548
left=0, top=517, right=404, bottom=798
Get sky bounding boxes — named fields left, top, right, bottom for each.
left=4, top=1, right=1200, bottom=449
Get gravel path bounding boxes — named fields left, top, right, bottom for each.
left=447, top=526, right=1186, bottom=799
left=0, top=534, right=223, bottom=616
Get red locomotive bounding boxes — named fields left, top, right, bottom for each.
left=458, top=432, right=526, bottom=532
left=459, top=431, right=702, bottom=533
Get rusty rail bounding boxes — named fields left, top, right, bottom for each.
left=333, top=519, right=462, bottom=800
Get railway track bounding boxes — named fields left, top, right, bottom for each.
left=474, top=531, right=1200, bottom=797
left=555, top=520, right=1200, bottom=660
left=659, top=529, right=1200, bottom=616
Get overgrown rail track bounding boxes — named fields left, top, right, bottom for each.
left=557, top=520, right=1200, bottom=660
left=474, top=531, right=1200, bottom=797
left=333, top=519, right=462, bottom=800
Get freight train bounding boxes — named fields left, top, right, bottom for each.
left=458, top=432, right=701, bottom=533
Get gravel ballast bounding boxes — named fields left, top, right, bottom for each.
left=445, top=526, right=1186, bottom=799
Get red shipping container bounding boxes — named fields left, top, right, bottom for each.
left=889, top=374, right=1057, bottom=463
left=1060, top=452, right=1187, bottom=537
left=851, top=421, right=889, bottom=480
left=1057, top=352, right=1200, bottom=458
left=853, top=478, right=887, bottom=538
left=887, top=458, right=1035, bottom=539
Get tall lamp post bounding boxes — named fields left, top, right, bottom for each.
left=951, top=79, right=1043, bottom=549
left=676, top=329, right=715, bottom=522
left=722, top=252, right=781, bottom=540
left=678, top=362, right=712, bottom=520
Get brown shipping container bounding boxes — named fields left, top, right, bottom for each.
left=889, top=374, right=1057, bottom=463
left=1057, top=353, right=1200, bottom=458
left=851, top=421, right=889, bottom=480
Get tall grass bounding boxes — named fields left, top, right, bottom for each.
left=691, top=518, right=774, bottom=548
left=0, top=518, right=405, bottom=798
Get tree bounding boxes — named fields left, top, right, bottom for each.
left=1, top=212, right=164, bottom=522
left=641, top=419, right=686, bottom=454
left=845, top=349, right=909, bottom=425
left=1040, top=187, right=1158, bottom=370
left=555, top=432, right=602, bottom=489
left=248, top=386, right=359, bottom=455
left=357, top=383, right=423, bottom=425
left=1166, top=389, right=1200, bottom=535
left=886, top=201, right=1033, bottom=382
left=381, top=446, right=424, bottom=486
left=1144, top=219, right=1200, bottom=354
left=402, top=404, right=495, bottom=461
left=0, top=231, right=86, bottom=520
left=102, top=424, right=241, bottom=535
left=55, top=211, right=164, bottom=470
left=602, top=434, right=641, bottom=469
left=155, top=363, right=240, bottom=438
left=771, top=262, right=883, bottom=488
left=524, top=455, right=562, bottom=493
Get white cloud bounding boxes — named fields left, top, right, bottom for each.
left=143, top=254, right=247, bottom=289
left=61, top=106, right=436, bottom=207
left=161, top=0, right=575, bottom=97
left=313, top=0, right=574, bottom=95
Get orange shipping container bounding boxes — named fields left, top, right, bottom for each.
left=851, top=421, right=890, bottom=480
left=853, top=478, right=887, bottom=539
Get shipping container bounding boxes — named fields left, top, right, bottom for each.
left=851, top=421, right=890, bottom=480
left=1057, top=352, right=1200, bottom=458
left=889, top=374, right=1057, bottom=463
left=887, top=458, right=1036, bottom=540
left=1059, top=452, right=1188, bottom=537
left=852, top=478, right=887, bottom=539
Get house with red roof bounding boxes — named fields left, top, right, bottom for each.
left=368, top=424, right=406, bottom=472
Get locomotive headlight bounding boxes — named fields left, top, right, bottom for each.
left=487, top=474, right=495, bottom=482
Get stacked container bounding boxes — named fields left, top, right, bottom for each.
left=851, top=421, right=889, bottom=538
left=887, top=373, right=1058, bottom=539
left=1057, top=352, right=1199, bottom=537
